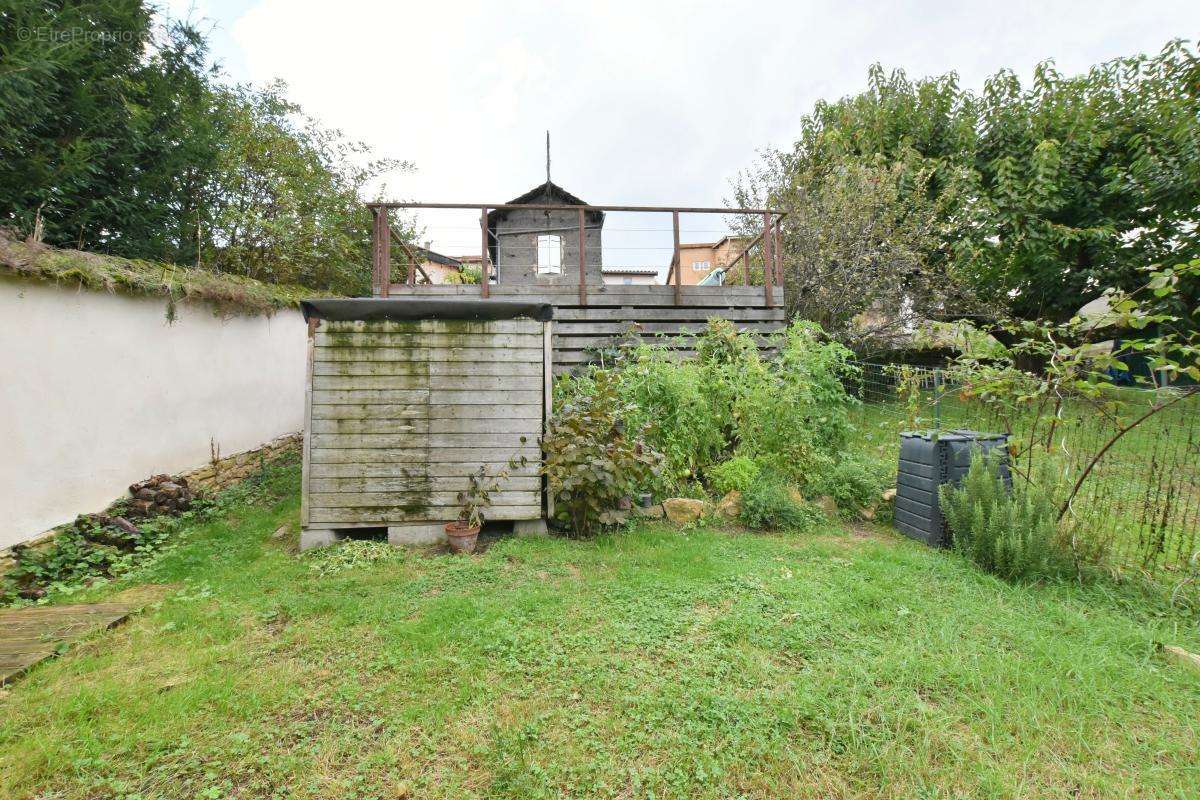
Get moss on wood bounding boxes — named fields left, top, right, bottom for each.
left=0, top=231, right=332, bottom=315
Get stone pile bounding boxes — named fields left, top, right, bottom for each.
left=126, top=474, right=194, bottom=518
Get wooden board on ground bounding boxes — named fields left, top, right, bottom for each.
left=0, top=584, right=172, bottom=685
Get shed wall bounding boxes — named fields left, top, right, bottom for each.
left=303, top=318, right=545, bottom=528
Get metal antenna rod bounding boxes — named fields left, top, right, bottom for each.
left=545, top=130, right=550, bottom=183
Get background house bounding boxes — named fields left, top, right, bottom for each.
left=412, top=244, right=465, bottom=284
left=665, top=235, right=750, bottom=285
left=602, top=267, right=659, bottom=285
left=487, top=181, right=604, bottom=287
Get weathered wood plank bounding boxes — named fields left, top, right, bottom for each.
left=313, top=389, right=540, bottom=407
left=553, top=335, right=775, bottom=351
left=309, top=417, right=541, bottom=435
left=310, top=418, right=427, bottom=435
left=310, top=490, right=540, bottom=508
left=312, top=447, right=539, bottom=464
left=313, top=360, right=544, bottom=377
left=552, top=306, right=786, bottom=322
left=315, top=347, right=543, bottom=363
left=312, top=375, right=540, bottom=392
left=315, top=332, right=542, bottom=349
left=311, top=433, right=537, bottom=450
left=321, top=319, right=543, bottom=335
left=308, top=505, right=539, bottom=523
left=311, top=403, right=541, bottom=420
left=308, top=462, right=540, bottom=479
left=309, top=476, right=541, bottom=493
left=554, top=321, right=785, bottom=335
left=312, top=389, right=429, bottom=405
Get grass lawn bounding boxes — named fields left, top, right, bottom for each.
left=2, top=463, right=1198, bottom=799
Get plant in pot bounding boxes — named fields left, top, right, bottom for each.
left=445, top=467, right=499, bottom=554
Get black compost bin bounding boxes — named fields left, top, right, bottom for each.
left=893, top=430, right=1010, bottom=548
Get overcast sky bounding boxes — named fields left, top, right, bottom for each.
left=165, top=0, right=1198, bottom=266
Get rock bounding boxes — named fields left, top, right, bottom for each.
left=859, top=505, right=876, bottom=521
left=1164, top=645, right=1200, bottom=675
left=633, top=503, right=665, bottom=520
left=882, top=488, right=897, bottom=503
left=111, top=517, right=140, bottom=535
left=272, top=525, right=290, bottom=540
left=814, top=495, right=839, bottom=519
left=715, top=491, right=742, bottom=518
left=662, top=498, right=711, bottom=525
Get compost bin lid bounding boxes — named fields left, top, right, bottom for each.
left=301, top=298, right=553, bottom=323
left=900, top=429, right=1008, bottom=442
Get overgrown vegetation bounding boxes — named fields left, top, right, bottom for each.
left=551, top=320, right=890, bottom=532
left=3, top=470, right=1198, bottom=798
left=541, top=372, right=664, bottom=536
left=940, top=454, right=1066, bottom=582
left=1, top=450, right=300, bottom=606
left=0, top=232, right=320, bottom=315
left=738, top=473, right=822, bottom=532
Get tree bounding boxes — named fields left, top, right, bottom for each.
left=0, top=2, right=411, bottom=295
left=747, top=41, right=1200, bottom=326
left=736, top=151, right=971, bottom=353
left=202, top=82, right=412, bottom=295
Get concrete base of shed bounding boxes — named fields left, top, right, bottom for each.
left=299, top=528, right=343, bottom=551
left=388, top=523, right=447, bottom=546
left=513, top=519, right=548, bottom=537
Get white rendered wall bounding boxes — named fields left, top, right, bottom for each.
left=0, top=278, right=308, bottom=548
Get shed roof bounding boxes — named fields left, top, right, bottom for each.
left=301, top=298, right=553, bottom=323
left=487, top=181, right=605, bottom=227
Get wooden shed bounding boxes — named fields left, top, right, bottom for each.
left=298, top=299, right=552, bottom=549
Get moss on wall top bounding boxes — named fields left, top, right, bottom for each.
left=0, top=231, right=333, bottom=316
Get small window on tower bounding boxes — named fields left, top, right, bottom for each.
left=537, top=235, right=563, bottom=274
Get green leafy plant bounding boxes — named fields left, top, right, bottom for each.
left=739, top=474, right=823, bottom=532
left=706, top=456, right=761, bottom=496
left=807, top=453, right=890, bottom=515
left=455, top=466, right=502, bottom=529
left=939, top=453, right=1065, bottom=582
left=542, top=372, right=664, bottom=537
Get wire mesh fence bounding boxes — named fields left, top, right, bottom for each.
left=847, top=361, right=1200, bottom=587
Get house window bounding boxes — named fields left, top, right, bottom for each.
left=622, top=277, right=633, bottom=285
left=692, top=260, right=711, bottom=272
left=537, top=235, right=562, bottom=274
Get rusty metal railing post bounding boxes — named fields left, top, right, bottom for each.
left=761, top=212, right=774, bottom=308
left=480, top=207, right=489, bottom=298
left=578, top=207, right=587, bottom=305
left=370, top=207, right=382, bottom=296
left=773, top=217, right=783, bottom=287
left=672, top=210, right=681, bottom=306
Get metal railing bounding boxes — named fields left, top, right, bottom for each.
left=365, top=201, right=788, bottom=307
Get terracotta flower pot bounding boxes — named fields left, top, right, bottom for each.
left=444, top=521, right=481, bottom=554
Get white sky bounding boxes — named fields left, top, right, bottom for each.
left=165, top=0, right=1199, bottom=269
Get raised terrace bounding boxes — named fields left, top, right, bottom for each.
left=366, top=182, right=789, bottom=374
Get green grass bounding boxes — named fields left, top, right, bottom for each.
left=1, top=464, right=1199, bottom=798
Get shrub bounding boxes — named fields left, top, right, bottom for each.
left=807, top=453, right=890, bottom=515
left=739, top=474, right=823, bottom=532
left=706, top=456, right=761, bottom=496
left=542, top=371, right=664, bottom=537
left=612, top=343, right=726, bottom=492
left=939, top=453, right=1065, bottom=582
left=733, top=321, right=859, bottom=481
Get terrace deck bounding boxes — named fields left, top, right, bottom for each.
left=380, top=284, right=787, bottom=375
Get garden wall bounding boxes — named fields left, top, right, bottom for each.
left=0, top=277, right=308, bottom=548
